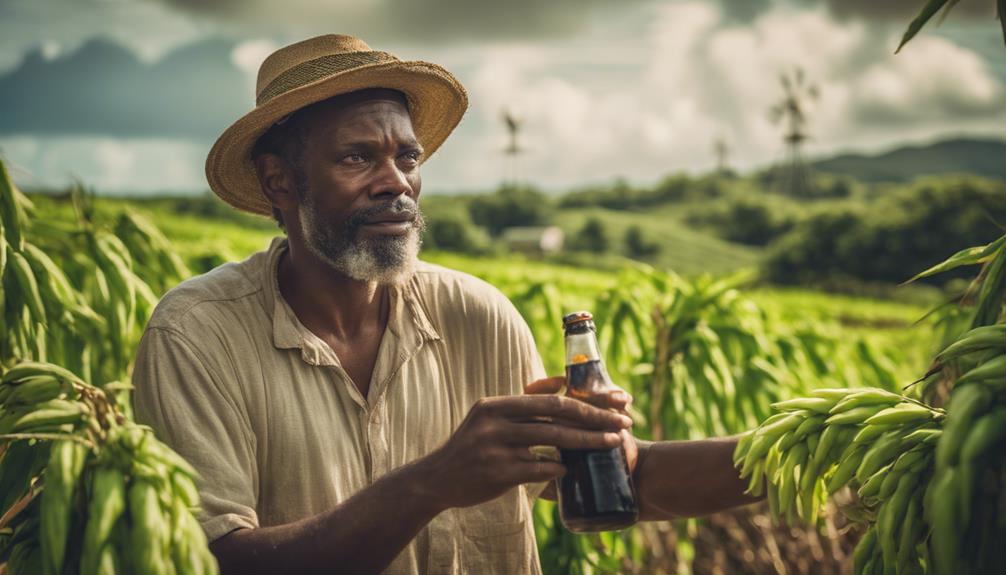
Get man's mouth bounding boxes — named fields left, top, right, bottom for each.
left=360, top=213, right=416, bottom=234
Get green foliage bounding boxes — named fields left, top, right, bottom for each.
left=767, top=177, right=1006, bottom=286
left=623, top=225, right=660, bottom=259
left=468, top=185, right=552, bottom=236
left=559, top=174, right=724, bottom=211
left=486, top=262, right=915, bottom=573
left=687, top=197, right=797, bottom=247
left=422, top=211, right=490, bottom=254
left=738, top=230, right=1006, bottom=574
left=555, top=206, right=762, bottom=276
left=0, top=159, right=217, bottom=574
left=572, top=217, right=610, bottom=254
left=896, top=0, right=1006, bottom=52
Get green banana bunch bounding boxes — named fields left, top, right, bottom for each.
left=2, top=360, right=86, bottom=386
left=113, top=210, right=190, bottom=294
left=3, top=375, right=69, bottom=407
left=6, top=246, right=46, bottom=326
left=935, top=324, right=1006, bottom=365
left=0, top=158, right=26, bottom=250
left=40, top=439, right=89, bottom=575
left=127, top=478, right=172, bottom=574
left=735, top=387, right=944, bottom=573
left=0, top=160, right=220, bottom=575
left=79, top=465, right=127, bottom=575
left=0, top=360, right=218, bottom=575
left=0, top=398, right=87, bottom=435
left=926, top=354, right=1006, bottom=575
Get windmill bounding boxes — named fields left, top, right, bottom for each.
left=769, top=67, right=818, bottom=197
left=501, top=108, right=524, bottom=188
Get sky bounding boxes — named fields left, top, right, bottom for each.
left=1, top=0, right=1004, bottom=195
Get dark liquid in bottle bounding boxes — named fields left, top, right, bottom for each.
left=558, top=360, right=639, bottom=532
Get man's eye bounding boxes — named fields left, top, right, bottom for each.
left=401, top=151, right=422, bottom=163
left=343, top=154, right=366, bottom=164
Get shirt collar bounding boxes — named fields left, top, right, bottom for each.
left=264, top=237, right=441, bottom=365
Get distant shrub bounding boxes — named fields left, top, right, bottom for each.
left=624, top=225, right=661, bottom=259
left=559, top=174, right=728, bottom=210
left=422, top=212, right=488, bottom=253
left=469, top=185, right=552, bottom=236
left=559, top=178, right=642, bottom=210
left=688, top=198, right=796, bottom=246
left=572, top=217, right=610, bottom=254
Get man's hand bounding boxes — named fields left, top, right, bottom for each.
left=418, top=382, right=633, bottom=510
left=523, top=378, right=762, bottom=520
left=524, top=376, right=638, bottom=473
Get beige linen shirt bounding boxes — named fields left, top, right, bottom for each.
left=132, top=238, right=547, bottom=574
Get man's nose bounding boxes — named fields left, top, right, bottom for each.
left=369, top=159, right=413, bottom=200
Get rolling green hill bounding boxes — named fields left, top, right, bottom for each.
left=558, top=206, right=762, bottom=275
left=812, top=137, right=1006, bottom=183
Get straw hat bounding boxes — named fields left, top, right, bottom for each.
left=205, top=34, right=468, bottom=216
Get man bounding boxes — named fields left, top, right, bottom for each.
left=133, top=34, right=757, bottom=574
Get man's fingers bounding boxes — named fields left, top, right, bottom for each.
left=579, top=389, right=632, bottom=412
left=514, top=461, right=566, bottom=482
left=506, top=422, right=623, bottom=450
left=522, top=379, right=634, bottom=415
left=524, top=376, right=565, bottom=395
left=489, top=395, right=632, bottom=429
left=516, top=446, right=561, bottom=463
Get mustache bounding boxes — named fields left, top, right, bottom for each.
left=346, top=197, right=421, bottom=230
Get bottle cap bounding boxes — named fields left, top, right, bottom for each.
left=562, top=311, right=595, bottom=333
left=562, top=311, right=593, bottom=326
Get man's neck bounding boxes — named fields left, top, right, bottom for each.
left=277, top=242, right=389, bottom=341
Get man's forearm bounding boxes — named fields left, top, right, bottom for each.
left=634, top=437, right=761, bottom=520
left=210, top=456, right=445, bottom=575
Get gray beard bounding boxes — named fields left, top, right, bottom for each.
left=298, top=195, right=424, bottom=286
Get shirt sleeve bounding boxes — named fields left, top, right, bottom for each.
left=132, top=326, right=260, bottom=542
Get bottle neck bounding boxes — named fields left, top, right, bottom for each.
left=565, top=330, right=602, bottom=366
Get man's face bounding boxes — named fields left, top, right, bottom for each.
left=291, top=93, right=425, bottom=284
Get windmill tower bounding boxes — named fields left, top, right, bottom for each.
left=769, top=67, right=818, bottom=197
left=713, top=136, right=731, bottom=175
left=501, top=108, right=524, bottom=189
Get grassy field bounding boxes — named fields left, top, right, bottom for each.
left=27, top=191, right=934, bottom=384
left=558, top=205, right=763, bottom=275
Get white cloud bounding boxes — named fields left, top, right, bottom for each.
left=1, top=136, right=207, bottom=195
left=426, top=0, right=1006, bottom=190
left=852, top=36, right=1005, bottom=121
left=231, top=39, right=278, bottom=76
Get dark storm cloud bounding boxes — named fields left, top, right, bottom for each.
left=715, top=0, right=773, bottom=22
left=0, top=38, right=250, bottom=138
left=150, top=0, right=635, bottom=41
left=715, top=0, right=997, bottom=21
left=853, top=88, right=1006, bottom=126
left=819, top=0, right=997, bottom=20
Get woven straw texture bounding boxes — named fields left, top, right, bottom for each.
left=205, top=34, right=468, bottom=216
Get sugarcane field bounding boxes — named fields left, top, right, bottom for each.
left=2, top=0, right=1006, bottom=574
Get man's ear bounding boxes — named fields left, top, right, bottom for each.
left=255, top=153, right=299, bottom=214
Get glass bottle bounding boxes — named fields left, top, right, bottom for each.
left=557, top=311, right=639, bottom=532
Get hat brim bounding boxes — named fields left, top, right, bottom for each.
left=205, top=59, right=468, bottom=216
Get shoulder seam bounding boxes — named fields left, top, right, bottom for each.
left=153, top=284, right=264, bottom=327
